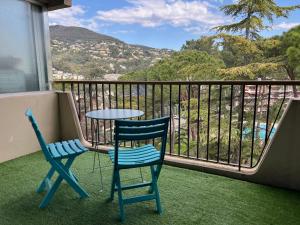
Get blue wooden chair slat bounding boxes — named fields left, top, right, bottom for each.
left=74, top=139, right=87, bottom=150
left=55, top=142, right=69, bottom=157
left=108, top=116, right=169, bottom=221
left=109, top=150, right=160, bottom=162
left=61, top=141, right=79, bottom=154
left=57, top=142, right=74, bottom=155
left=108, top=145, right=157, bottom=157
left=111, top=144, right=154, bottom=156
left=117, top=157, right=160, bottom=166
left=69, top=140, right=86, bottom=152
left=118, top=130, right=165, bottom=141
left=117, top=123, right=166, bottom=133
left=48, top=144, right=61, bottom=158
left=116, top=117, right=169, bottom=126
left=25, top=108, right=89, bottom=208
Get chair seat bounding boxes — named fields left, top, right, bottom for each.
left=108, top=144, right=161, bottom=167
left=47, top=139, right=88, bottom=159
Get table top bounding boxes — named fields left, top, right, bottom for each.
left=86, top=109, right=144, bottom=120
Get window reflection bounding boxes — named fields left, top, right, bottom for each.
left=0, top=0, right=42, bottom=93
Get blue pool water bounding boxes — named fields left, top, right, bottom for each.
left=243, top=124, right=276, bottom=140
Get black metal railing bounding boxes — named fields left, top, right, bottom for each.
left=54, top=80, right=300, bottom=170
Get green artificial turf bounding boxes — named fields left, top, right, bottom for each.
left=0, top=151, right=300, bottom=225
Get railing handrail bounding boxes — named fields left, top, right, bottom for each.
left=53, top=79, right=300, bottom=85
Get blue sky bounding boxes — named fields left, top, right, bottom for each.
left=49, top=0, right=300, bottom=50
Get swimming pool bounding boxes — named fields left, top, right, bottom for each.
left=243, top=124, right=276, bottom=140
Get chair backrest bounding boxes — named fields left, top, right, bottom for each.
left=114, top=117, right=170, bottom=164
left=25, top=109, right=52, bottom=161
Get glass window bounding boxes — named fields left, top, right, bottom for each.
left=0, top=0, right=47, bottom=93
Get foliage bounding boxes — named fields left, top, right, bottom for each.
left=121, top=50, right=225, bottom=81
left=181, top=36, right=220, bottom=56
left=218, top=62, right=282, bottom=80
left=214, top=0, right=300, bottom=39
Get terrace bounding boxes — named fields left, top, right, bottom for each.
left=1, top=0, right=300, bottom=224
left=1, top=80, right=300, bottom=224
left=1, top=150, right=300, bottom=225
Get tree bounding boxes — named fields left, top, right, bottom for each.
left=254, top=25, right=300, bottom=95
left=281, top=26, right=300, bottom=83
left=218, top=62, right=281, bottom=80
left=181, top=36, right=220, bottom=57
left=214, top=34, right=263, bottom=67
left=214, top=0, right=300, bottom=39
left=121, top=50, right=225, bottom=81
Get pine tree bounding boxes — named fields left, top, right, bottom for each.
left=214, top=0, right=300, bottom=39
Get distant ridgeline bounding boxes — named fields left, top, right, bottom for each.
left=50, top=25, right=173, bottom=80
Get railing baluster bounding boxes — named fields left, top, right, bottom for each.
left=122, top=83, right=125, bottom=109
left=115, top=83, right=118, bottom=108
left=122, top=83, right=125, bottom=146
left=196, top=84, right=201, bottom=159
left=238, top=85, right=245, bottom=170
left=70, top=83, right=75, bottom=104
left=83, top=83, right=88, bottom=140
left=77, top=82, right=81, bottom=120
left=96, top=84, right=100, bottom=144
left=129, top=84, right=132, bottom=109
left=206, top=85, right=211, bottom=160
left=161, top=84, right=163, bottom=117
left=102, top=83, right=106, bottom=144
left=178, top=85, right=181, bottom=156
left=145, top=84, right=148, bottom=145
left=227, top=85, right=233, bottom=164
left=250, top=85, right=258, bottom=167
left=137, top=84, right=140, bottom=146
left=137, top=84, right=140, bottom=111
left=217, top=85, right=222, bottom=162
left=152, top=84, right=155, bottom=146
left=108, top=83, right=112, bottom=143
left=145, top=84, right=147, bottom=120
left=265, top=85, right=272, bottom=145
left=169, top=84, right=172, bottom=154
left=129, top=83, right=133, bottom=147
left=187, top=84, right=191, bottom=158
left=89, top=83, right=93, bottom=145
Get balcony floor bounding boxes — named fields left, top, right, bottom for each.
left=1, top=151, right=300, bottom=225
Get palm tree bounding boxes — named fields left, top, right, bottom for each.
left=214, top=0, right=300, bottom=39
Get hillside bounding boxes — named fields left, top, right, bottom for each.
left=50, top=25, right=173, bottom=80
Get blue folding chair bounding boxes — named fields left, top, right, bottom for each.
left=25, top=109, right=89, bottom=208
left=108, top=117, right=169, bottom=221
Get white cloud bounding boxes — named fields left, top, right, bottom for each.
left=48, top=5, right=99, bottom=30
left=184, top=26, right=207, bottom=35
left=96, top=0, right=227, bottom=29
left=48, top=1, right=228, bottom=35
left=272, top=22, right=300, bottom=30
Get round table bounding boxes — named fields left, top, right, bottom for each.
left=85, top=109, right=144, bottom=191
left=85, top=109, right=144, bottom=146
left=86, top=109, right=144, bottom=121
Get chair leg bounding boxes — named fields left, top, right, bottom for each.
left=54, top=158, right=89, bottom=198
left=97, top=153, right=104, bottom=191
left=116, top=170, right=125, bottom=222
left=151, top=166, right=162, bottom=214
left=39, top=175, right=63, bottom=208
left=92, top=152, right=97, bottom=172
left=37, top=166, right=55, bottom=193
left=139, top=167, right=144, bottom=183
left=69, top=170, right=78, bottom=182
left=39, top=157, right=89, bottom=208
left=108, top=169, right=116, bottom=202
